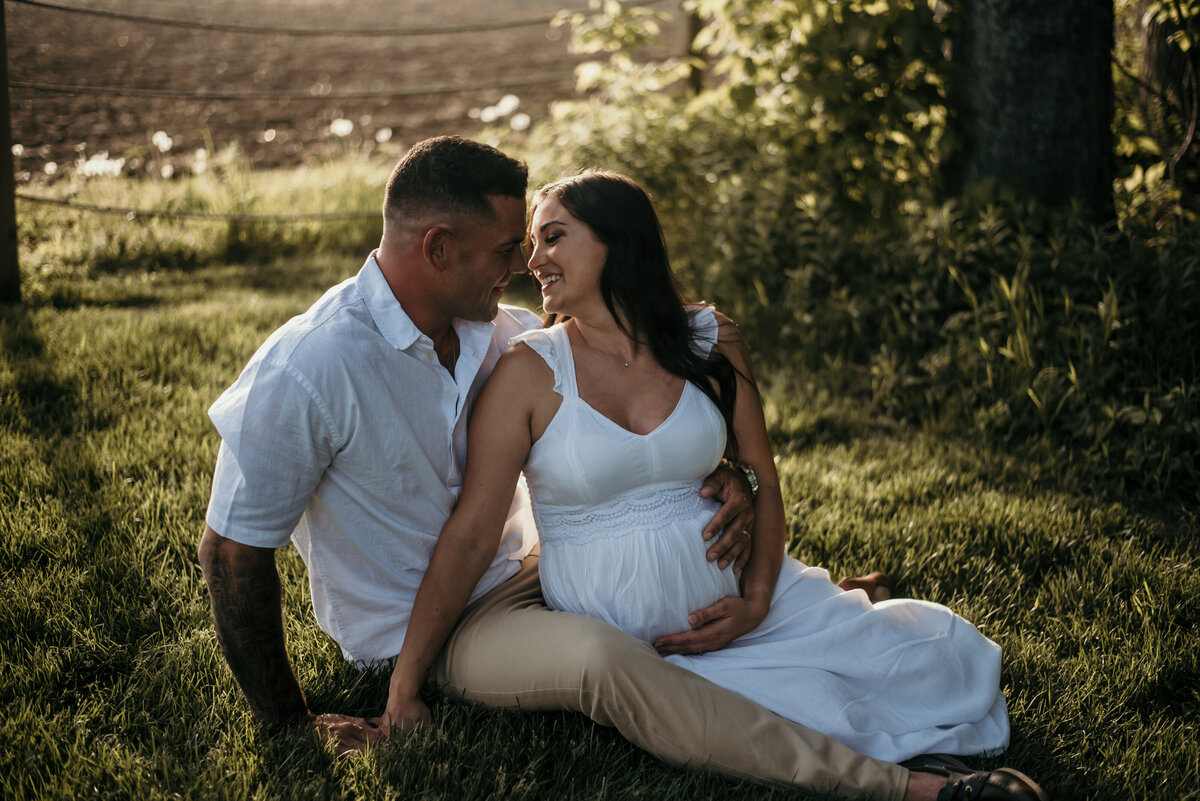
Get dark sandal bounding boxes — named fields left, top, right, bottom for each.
left=935, top=768, right=1047, bottom=801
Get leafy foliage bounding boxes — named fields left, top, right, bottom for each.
left=511, top=0, right=1200, bottom=500
left=881, top=201, right=1200, bottom=499
left=1113, top=0, right=1200, bottom=220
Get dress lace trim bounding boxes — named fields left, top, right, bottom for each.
left=533, top=480, right=710, bottom=545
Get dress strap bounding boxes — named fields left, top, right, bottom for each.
left=513, top=312, right=713, bottom=395
left=509, top=324, right=577, bottom=399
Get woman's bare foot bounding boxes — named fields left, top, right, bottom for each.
left=837, top=571, right=893, bottom=603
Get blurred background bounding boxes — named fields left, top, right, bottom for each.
left=5, top=0, right=1198, bottom=500
left=7, top=0, right=687, bottom=177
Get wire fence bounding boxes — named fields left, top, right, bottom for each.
left=15, top=193, right=379, bottom=222
left=11, top=0, right=657, bottom=37
left=7, top=0, right=670, bottom=225
left=12, top=72, right=576, bottom=102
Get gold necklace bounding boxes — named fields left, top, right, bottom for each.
left=574, top=325, right=633, bottom=367
left=596, top=347, right=631, bottom=367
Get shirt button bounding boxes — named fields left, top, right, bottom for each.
left=424, top=353, right=433, bottom=363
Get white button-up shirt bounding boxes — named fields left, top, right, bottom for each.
left=206, top=253, right=540, bottom=663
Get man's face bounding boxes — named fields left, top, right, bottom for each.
left=447, top=195, right=528, bottom=322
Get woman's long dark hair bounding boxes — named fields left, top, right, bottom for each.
left=531, top=170, right=741, bottom=455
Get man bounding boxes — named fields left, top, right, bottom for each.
left=199, top=136, right=1045, bottom=801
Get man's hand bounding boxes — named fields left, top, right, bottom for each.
left=371, top=695, right=432, bottom=739
left=653, top=593, right=769, bottom=656
left=698, top=464, right=755, bottom=570
left=311, top=695, right=431, bottom=756
left=312, top=713, right=384, bottom=756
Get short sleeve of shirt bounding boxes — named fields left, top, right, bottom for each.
left=206, top=356, right=341, bottom=548
left=501, top=304, right=542, bottom=334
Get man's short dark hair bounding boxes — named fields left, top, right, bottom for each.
left=384, top=136, right=528, bottom=224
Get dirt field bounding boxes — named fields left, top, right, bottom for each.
left=7, top=0, right=685, bottom=178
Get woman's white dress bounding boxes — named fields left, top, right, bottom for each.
left=512, top=309, right=1010, bottom=763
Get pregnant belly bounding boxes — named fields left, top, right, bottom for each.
left=535, top=483, right=741, bottom=643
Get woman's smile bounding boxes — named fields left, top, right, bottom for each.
left=527, top=196, right=607, bottom=314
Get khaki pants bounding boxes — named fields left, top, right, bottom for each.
left=433, top=555, right=908, bottom=801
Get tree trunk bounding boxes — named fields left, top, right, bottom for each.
left=947, top=0, right=1115, bottom=221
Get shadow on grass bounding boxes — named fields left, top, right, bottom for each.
left=1, top=303, right=44, bottom=358
left=19, top=250, right=548, bottom=328
left=777, top=387, right=1196, bottom=532
left=170, top=256, right=362, bottom=301
left=52, top=291, right=162, bottom=311
left=0, top=305, right=193, bottom=707
left=0, top=304, right=104, bottom=438
left=203, top=254, right=546, bottom=312
left=22, top=253, right=354, bottom=312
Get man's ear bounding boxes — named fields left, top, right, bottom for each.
left=421, top=226, right=456, bottom=271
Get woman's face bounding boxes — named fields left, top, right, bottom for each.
left=527, top=195, right=608, bottom=317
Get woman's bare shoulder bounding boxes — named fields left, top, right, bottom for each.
left=486, top=339, right=564, bottom=441
left=491, top=340, right=554, bottom=386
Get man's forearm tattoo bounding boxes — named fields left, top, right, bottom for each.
left=203, top=548, right=309, bottom=726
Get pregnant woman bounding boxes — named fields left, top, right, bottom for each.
left=381, top=171, right=1043, bottom=800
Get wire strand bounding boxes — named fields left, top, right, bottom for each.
left=6, top=0, right=666, bottom=37
left=10, top=72, right=576, bottom=101
left=16, top=192, right=379, bottom=223
left=7, top=0, right=569, bottom=36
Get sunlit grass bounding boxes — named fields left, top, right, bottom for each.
left=1, top=259, right=1196, bottom=800
left=15, top=152, right=388, bottom=305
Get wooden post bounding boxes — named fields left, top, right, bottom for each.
left=1, top=0, right=22, bottom=305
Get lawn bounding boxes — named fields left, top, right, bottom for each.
left=1, top=257, right=1196, bottom=800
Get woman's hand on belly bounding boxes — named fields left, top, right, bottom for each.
left=652, top=593, right=770, bottom=656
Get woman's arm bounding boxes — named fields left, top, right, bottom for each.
left=715, top=312, right=785, bottom=616
left=376, top=346, right=547, bottom=733
left=654, top=311, right=784, bottom=656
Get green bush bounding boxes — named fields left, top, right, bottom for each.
left=524, top=0, right=950, bottom=364
left=1113, top=0, right=1200, bottom=216
left=886, top=201, right=1200, bottom=500
left=509, top=0, right=1199, bottom=500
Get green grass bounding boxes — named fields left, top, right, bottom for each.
left=1, top=258, right=1197, bottom=801
left=15, top=152, right=388, bottom=304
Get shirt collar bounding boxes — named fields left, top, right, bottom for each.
left=357, top=252, right=496, bottom=359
